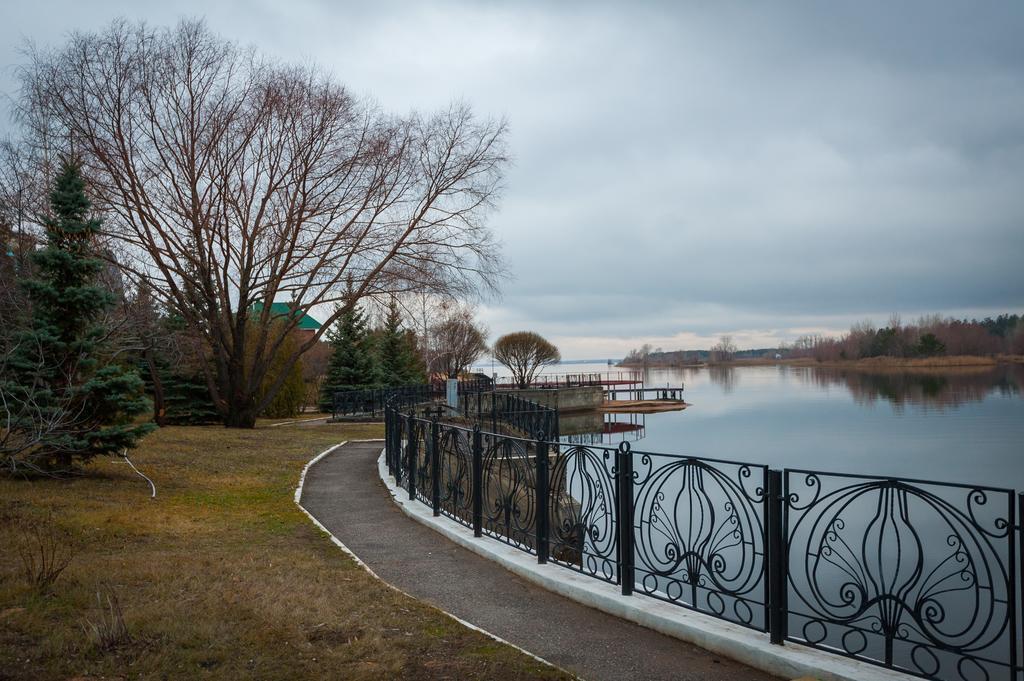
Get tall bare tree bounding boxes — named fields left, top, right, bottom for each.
left=430, top=307, right=488, bottom=380
left=0, top=140, right=45, bottom=330
left=709, top=335, right=736, bottom=363
left=18, top=19, right=508, bottom=426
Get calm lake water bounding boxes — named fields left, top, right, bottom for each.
left=494, top=361, right=1024, bottom=493
left=646, top=363, right=1024, bottom=492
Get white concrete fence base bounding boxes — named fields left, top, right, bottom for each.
left=377, top=449, right=921, bottom=681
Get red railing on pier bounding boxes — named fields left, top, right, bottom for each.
left=493, top=370, right=643, bottom=390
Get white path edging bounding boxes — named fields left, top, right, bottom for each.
left=293, top=440, right=568, bottom=676
left=271, top=415, right=329, bottom=427
left=377, top=449, right=921, bottom=681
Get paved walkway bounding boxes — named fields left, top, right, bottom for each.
left=300, top=441, right=779, bottom=681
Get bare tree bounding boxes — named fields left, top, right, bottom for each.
left=709, top=335, right=737, bottom=363
left=19, top=20, right=508, bottom=427
left=407, top=292, right=449, bottom=377
left=493, top=331, right=561, bottom=388
left=430, top=307, right=488, bottom=379
left=638, top=343, right=654, bottom=370
left=0, top=140, right=45, bottom=330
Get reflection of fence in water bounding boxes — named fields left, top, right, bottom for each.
left=384, top=406, right=1023, bottom=681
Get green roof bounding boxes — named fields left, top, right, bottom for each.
left=252, top=302, right=322, bottom=331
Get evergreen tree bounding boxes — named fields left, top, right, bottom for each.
left=400, top=329, right=428, bottom=383
left=378, top=296, right=426, bottom=385
left=138, top=356, right=220, bottom=425
left=318, top=289, right=379, bottom=411
left=915, top=332, right=946, bottom=358
left=129, top=296, right=220, bottom=426
left=2, top=161, right=153, bottom=473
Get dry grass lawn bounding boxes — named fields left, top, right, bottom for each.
left=0, top=422, right=570, bottom=680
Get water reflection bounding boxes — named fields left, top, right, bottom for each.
left=514, top=360, right=1024, bottom=490
left=559, top=412, right=646, bottom=446
left=707, top=365, right=738, bottom=394
left=793, top=363, right=1023, bottom=411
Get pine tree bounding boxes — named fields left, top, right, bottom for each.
left=400, top=329, right=427, bottom=383
left=138, top=356, right=220, bottom=425
left=318, top=289, right=379, bottom=411
left=2, top=161, right=153, bottom=473
left=378, top=296, right=425, bottom=385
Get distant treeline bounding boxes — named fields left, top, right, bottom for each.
left=622, top=347, right=781, bottom=366
left=785, top=314, right=1023, bottom=361
left=621, top=313, right=1024, bottom=366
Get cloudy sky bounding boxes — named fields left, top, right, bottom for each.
left=2, top=1, right=1022, bottom=358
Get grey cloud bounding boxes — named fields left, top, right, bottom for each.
left=2, top=1, right=1022, bottom=356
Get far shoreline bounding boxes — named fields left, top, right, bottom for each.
left=618, top=354, right=1024, bottom=371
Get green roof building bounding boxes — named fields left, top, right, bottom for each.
left=251, top=302, right=323, bottom=332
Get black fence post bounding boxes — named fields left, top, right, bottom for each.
left=1016, top=492, right=1023, bottom=675
left=384, top=407, right=392, bottom=475
left=394, top=410, right=403, bottom=485
left=389, top=406, right=398, bottom=476
left=767, top=469, right=788, bottom=645
left=472, top=426, right=483, bottom=537
left=491, top=391, right=498, bottom=433
left=616, top=442, right=634, bottom=596
left=430, top=418, right=441, bottom=516
left=407, top=414, right=417, bottom=501
left=535, top=435, right=550, bottom=564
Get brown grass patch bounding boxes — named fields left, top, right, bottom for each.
left=0, top=423, right=569, bottom=680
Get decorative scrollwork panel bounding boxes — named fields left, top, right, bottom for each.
left=437, top=424, right=474, bottom=529
left=548, top=443, right=619, bottom=583
left=480, top=432, right=538, bottom=553
left=413, top=419, right=432, bottom=506
left=785, top=471, right=1016, bottom=681
left=631, top=452, right=768, bottom=630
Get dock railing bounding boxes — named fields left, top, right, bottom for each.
left=493, top=370, right=644, bottom=390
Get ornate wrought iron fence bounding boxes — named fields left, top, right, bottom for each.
left=333, top=383, right=440, bottom=418
left=479, top=430, right=540, bottom=552
left=457, top=378, right=494, bottom=395
left=784, top=470, right=1019, bottom=680
left=547, top=442, right=619, bottom=583
left=333, top=378, right=495, bottom=419
left=459, top=390, right=560, bottom=440
left=383, top=406, right=1024, bottom=681
left=631, top=451, right=769, bottom=630
left=435, top=423, right=475, bottom=529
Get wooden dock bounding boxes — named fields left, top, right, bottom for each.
left=599, top=400, right=689, bottom=414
